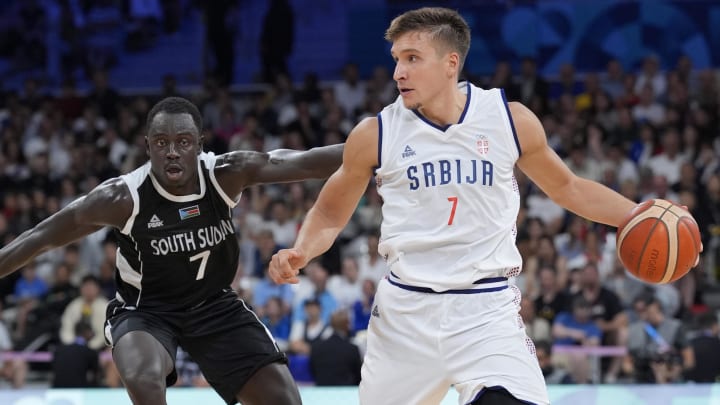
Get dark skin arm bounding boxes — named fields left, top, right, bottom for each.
left=214, top=143, right=344, bottom=199
left=0, top=178, right=132, bottom=278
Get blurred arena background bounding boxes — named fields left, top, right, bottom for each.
left=0, top=0, right=720, bottom=404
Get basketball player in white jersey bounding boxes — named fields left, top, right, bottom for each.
left=269, top=7, right=698, bottom=405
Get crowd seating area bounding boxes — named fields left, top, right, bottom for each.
left=0, top=17, right=718, bottom=389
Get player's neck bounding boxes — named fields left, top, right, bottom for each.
left=417, top=88, right=466, bottom=127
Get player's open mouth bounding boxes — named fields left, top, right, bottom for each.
left=166, top=166, right=183, bottom=180
left=399, top=88, right=413, bottom=95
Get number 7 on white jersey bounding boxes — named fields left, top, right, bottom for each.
left=447, top=196, right=458, bottom=225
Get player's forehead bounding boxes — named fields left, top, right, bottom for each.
left=389, top=30, right=434, bottom=56
left=147, top=112, right=198, bottom=137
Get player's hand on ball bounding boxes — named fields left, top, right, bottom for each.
left=269, top=248, right=307, bottom=284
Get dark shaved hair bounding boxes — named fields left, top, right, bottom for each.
left=146, top=97, right=203, bottom=134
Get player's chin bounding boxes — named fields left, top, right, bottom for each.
left=400, top=96, right=419, bottom=109
left=164, top=170, right=185, bottom=183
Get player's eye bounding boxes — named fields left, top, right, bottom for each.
left=408, top=55, right=418, bottom=62
left=156, top=139, right=166, bottom=147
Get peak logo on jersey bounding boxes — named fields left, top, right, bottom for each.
left=401, top=145, right=416, bottom=158
left=372, top=305, right=380, bottom=318
left=147, top=214, right=164, bottom=229
left=179, top=205, right=200, bottom=220
left=476, top=135, right=489, bottom=155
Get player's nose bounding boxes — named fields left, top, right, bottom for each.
left=393, top=63, right=406, bottom=81
left=166, top=143, right=180, bottom=159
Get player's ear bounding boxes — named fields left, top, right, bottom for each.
left=198, top=133, right=204, bottom=155
left=447, top=52, right=459, bottom=78
left=145, top=136, right=150, bottom=157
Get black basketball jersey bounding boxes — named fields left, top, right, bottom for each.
left=113, top=152, right=240, bottom=311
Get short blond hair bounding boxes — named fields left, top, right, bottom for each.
left=385, top=7, right=471, bottom=71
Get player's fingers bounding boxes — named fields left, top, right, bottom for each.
left=269, top=251, right=294, bottom=284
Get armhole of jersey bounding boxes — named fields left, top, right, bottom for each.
left=204, top=152, right=240, bottom=208
left=119, top=177, right=140, bottom=235
left=374, top=112, right=383, bottom=173
left=500, top=88, right=522, bottom=158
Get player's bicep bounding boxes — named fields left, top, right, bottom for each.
left=37, top=179, right=132, bottom=245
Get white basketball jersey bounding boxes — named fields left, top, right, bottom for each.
left=375, top=82, right=522, bottom=290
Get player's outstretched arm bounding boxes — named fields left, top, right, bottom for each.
left=513, top=102, right=636, bottom=227
left=269, top=118, right=377, bottom=284
left=0, top=178, right=132, bottom=278
left=215, top=143, right=344, bottom=199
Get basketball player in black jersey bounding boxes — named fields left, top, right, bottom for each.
left=0, top=97, right=343, bottom=405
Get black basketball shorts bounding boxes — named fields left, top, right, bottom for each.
left=105, top=289, right=288, bottom=404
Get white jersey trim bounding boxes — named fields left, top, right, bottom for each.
left=119, top=164, right=147, bottom=235
left=499, top=88, right=522, bottom=157
left=149, top=158, right=207, bottom=202
left=203, top=152, right=240, bottom=208
left=116, top=249, right=142, bottom=291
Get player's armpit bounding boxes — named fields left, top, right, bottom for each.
left=0, top=178, right=132, bottom=278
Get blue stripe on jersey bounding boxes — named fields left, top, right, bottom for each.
left=387, top=277, right=508, bottom=294
left=388, top=271, right=508, bottom=294
left=376, top=112, right=383, bottom=171
left=410, top=81, right=472, bottom=132
left=457, top=81, right=471, bottom=123
left=411, top=108, right=450, bottom=132
left=501, top=88, right=522, bottom=156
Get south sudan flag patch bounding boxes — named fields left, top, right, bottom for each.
left=179, top=205, right=200, bottom=220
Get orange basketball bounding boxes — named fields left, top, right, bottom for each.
left=616, top=199, right=701, bottom=284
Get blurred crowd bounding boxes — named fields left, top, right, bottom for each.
left=0, top=51, right=719, bottom=389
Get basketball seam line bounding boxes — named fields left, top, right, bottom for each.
left=635, top=203, right=672, bottom=283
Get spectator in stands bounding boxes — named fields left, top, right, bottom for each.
left=51, top=321, right=99, bottom=388
left=685, top=311, right=720, bottom=382
left=250, top=228, right=285, bottom=279
left=309, top=310, right=362, bottom=386
left=253, top=265, right=294, bottom=318
left=552, top=295, right=601, bottom=384
left=632, top=84, right=665, bottom=126
left=645, top=127, right=686, bottom=185
left=603, top=256, right=645, bottom=311
left=524, top=234, right=568, bottom=297
left=327, top=256, right=363, bottom=311
left=288, top=298, right=331, bottom=355
left=260, top=296, right=291, bottom=352
left=267, top=199, right=298, bottom=248
left=534, top=340, right=572, bottom=384
left=334, top=62, right=366, bottom=119
left=356, top=229, right=387, bottom=286
left=535, top=266, right=571, bottom=325
left=352, top=278, right=376, bottom=333
left=0, top=300, right=27, bottom=388
left=625, top=295, right=692, bottom=383
left=576, top=261, right=627, bottom=382
left=634, top=54, right=667, bottom=100
left=552, top=295, right=602, bottom=347
left=59, top=275, right=108, bottom=351
left=12, top=263, right=48, bottom=342
left=521, top=297, right=551, bottom=343
left=517, top=57, right=549, bottom=114
left=291, top=259, right=337, bottom=324
left=600, top=59, right=625, bottom=101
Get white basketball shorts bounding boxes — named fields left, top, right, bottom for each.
left=358, top=278, right=549, bottom=405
